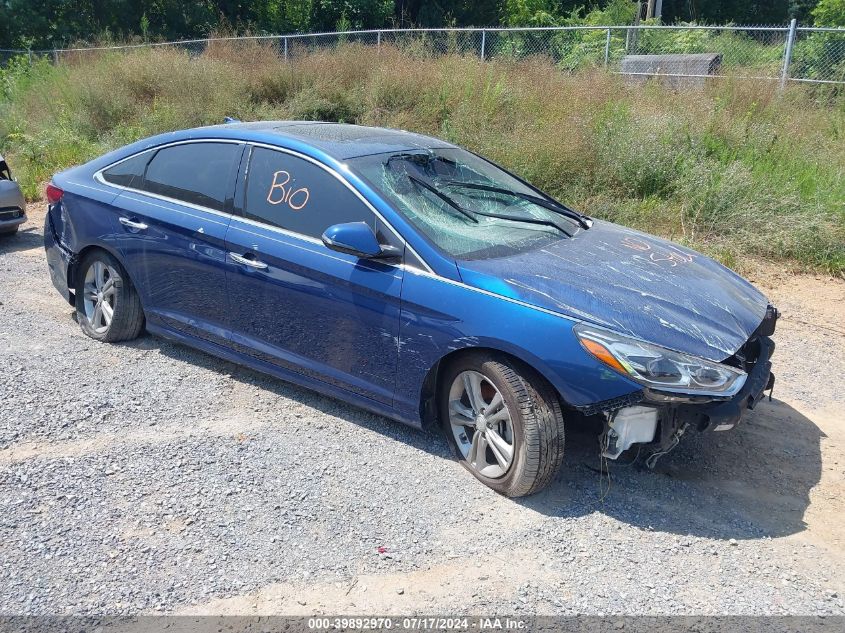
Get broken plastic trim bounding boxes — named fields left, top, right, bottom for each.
left=574, top=390, right=644, bottom=416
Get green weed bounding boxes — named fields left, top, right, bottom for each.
left=0, top=44, right=841, bottom=274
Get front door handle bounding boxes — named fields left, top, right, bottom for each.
left=230, top=252, right=269, bottom=271
left=119, top=217, right=148, bottom=230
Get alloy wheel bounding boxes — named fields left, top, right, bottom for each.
left=82, top=260, right=117, bottom=334
left=448, top=370, right=515, bottom=479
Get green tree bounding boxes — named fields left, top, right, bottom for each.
left=0, top=0, right=826, bottom=50
left=791, top=0, right=822, bottom=21
left=395, top=0, right=500, bottom=27
left=812, top=0, right=845, bottom=24
left=311, top=0, right=393, bottom=30
left=659, top=0, right=792, bottom=24
left=502, top=0, right=561, bottom=26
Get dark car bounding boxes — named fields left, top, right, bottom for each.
left=0, top=154, right=26, bottom=235
left=43, top=122, right=777, bottom=497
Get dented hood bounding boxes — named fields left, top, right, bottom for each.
left=456, top=220, right=770, bottom=361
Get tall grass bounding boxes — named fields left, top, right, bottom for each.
left=1, top=43, right=843, bottom=274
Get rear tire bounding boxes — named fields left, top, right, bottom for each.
left=0, top=225, right=19, bottom=235
left=439, top=351, right=565, bottom=497
left=74, top=250, right=144, bottom=342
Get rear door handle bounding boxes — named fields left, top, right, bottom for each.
left=230, top=252, right=269, bottom=271
left=119, top=217, right=148, bottom=230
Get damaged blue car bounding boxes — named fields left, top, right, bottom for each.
left=44, top=122, right=777, bottom=497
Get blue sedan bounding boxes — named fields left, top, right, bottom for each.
left=44, top=121, right=777, bottom=497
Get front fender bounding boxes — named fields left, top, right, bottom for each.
left=395, top=269, right=642, bottom=424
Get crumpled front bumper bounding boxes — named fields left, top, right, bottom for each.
left=599, top=309, right=778, bottom=460
left=677, top=335, right=775, bottom=432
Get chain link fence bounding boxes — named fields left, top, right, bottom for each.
left=4, top=23, right=845, bottom=86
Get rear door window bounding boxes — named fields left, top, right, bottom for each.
left=142, top=142, right=241, bottom=212
left=243, top=147, right=375, bottom=239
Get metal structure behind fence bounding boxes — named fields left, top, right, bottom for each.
left=4, top=23, right=845, bottom=86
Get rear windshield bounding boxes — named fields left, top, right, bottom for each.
left=349, top=148, right=578, bottom=260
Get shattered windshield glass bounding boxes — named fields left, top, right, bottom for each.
left=349, top=148, right=584, bottom=260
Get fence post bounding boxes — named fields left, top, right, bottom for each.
left=283, top=36, right=288, bottom=62
left=52, top=49, right=59, bottom=65
left=604, top=28, right=611, bottom=67
left=780, top=18, right=797, bottom=91
left=480, top=29, right=486, bottom=60
left=377, top=30, right=381, bottom=52
left=27, top=49, right=32, bottom=65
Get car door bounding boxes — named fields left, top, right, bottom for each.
left=223, top=145, right=404, bottom=405
left=103, top=140, right=244, bottom=347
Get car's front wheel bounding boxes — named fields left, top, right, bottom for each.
left=75, top=250, right=144, bottom=342
left=440, top=352, right=565, bottom=497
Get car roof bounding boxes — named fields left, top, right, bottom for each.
left=66, top=121, right=462, bottom=193
left=202, top=121, right=457, bottom=160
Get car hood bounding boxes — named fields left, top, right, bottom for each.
left=456, top=220, right=770, bottom=361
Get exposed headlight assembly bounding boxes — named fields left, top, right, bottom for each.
left=574, top=324, right=746, bottom=397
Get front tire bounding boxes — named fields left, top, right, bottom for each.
left=74, top=250, right=144, bottom=342
left=440, top=352, right=565, bottom=497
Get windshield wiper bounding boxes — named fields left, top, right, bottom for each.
left=406, top=175, right=478, bottom=224
left=469, top=209, right=574, bottom=237
left=444, top=181, right=593, bottom=229
left=408, top=175, right=571, bottom=235
left=387, top=151, right=431, bottom=165
left=386, top=151, right=459, bottom=168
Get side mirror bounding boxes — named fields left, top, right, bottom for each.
left=321, top=222, right=400, bottom=260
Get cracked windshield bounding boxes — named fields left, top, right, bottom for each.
left=350, top=148, right=585, bottom=259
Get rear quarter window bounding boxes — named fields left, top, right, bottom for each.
left=101, top=151, right=152, bottom=189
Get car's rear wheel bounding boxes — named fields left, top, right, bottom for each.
left=75, top=250, right=144, bottom=342
left=440, top=352, right=565, bottom=497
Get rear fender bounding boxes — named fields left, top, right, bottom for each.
left=45, top=176, right=122, bottom=300
left=44, top=205, right=75, bottom=304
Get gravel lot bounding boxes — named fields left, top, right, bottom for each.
left=1, top=203, right=844, bottom=616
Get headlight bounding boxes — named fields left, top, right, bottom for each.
left=574, top=324, right=746, bottom=397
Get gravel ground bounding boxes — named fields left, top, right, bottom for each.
left=1, top=203, right=844, bottom=616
